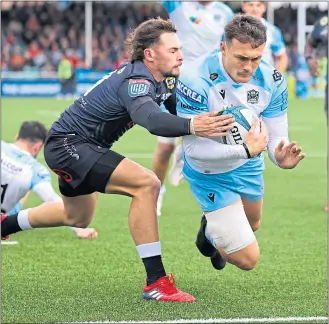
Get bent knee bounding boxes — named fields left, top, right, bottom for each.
left=231, top=244, right=260, bottom=271
left=237, top=254, right=259, bottom=271
left=137, top=171, right=161, bottom=197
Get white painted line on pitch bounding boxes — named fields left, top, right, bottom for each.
left=65, top=316, right=328, bottom=324
left=1, top=241, right=18, bottom=245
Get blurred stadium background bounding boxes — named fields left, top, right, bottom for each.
left=1, top=1, right=328, bottom=324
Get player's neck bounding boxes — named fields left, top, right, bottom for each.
left=13, top=140, right=34, bottom=156
left=143, top=61, right=164, bottom=82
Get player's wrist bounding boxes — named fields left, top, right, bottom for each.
left=242, top=143, right=251, bottom=159
left=189, top=117, right=196, bottom=135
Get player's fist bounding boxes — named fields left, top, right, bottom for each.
left=192, top=111, right=235, bottom=137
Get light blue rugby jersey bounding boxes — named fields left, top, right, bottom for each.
left=1, top=141, right=51, bottom=214
left=176, top=48, right=288, bottom=118
left=262, top=18, right=286, bottom=66
left=176, top=48, right=288, bottom=173
left=162, top=1, right=234, bottom=62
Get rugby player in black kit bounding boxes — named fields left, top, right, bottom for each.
left=1, top=18, right=235, bottom=302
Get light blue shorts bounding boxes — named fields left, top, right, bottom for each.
left=183, top=155, right=265, bottom=212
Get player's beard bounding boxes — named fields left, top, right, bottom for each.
left=163, top=66, right=180, bottom=78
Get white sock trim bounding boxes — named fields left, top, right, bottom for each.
left=136, top=241, right=161, bottom=259
left=17, top=209, right=33, bottom=230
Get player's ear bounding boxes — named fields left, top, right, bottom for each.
left=144, top=48, right=155, bottom=62
left=220, top=42, right=226, bottom=56
left=32, top=141, right=44, bottom=157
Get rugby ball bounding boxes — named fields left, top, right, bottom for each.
left=220, top=106, right=260, bottom=145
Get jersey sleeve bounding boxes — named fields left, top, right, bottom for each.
left=161, top=1, right=182, bottom=14
left=33, top=182, right=62, bottom=202
left=117, top=78, right=156, bottom=112
left=271, top=26, right=286, bottom=56
left=262, top=69, right=288, bottom=118
left=30, top=162, right=52, bottom=190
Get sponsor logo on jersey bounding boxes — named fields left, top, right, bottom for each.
left=272, top=69, right=283, bottom=82
left=1, top=158, right=22, bottom=173
left=176, top=80, right=206, bottom=104
left=320, top=16, right=328, bottom=26
left=210, top=73, right=218, bottom=81
left=165, top=77, right=176, bottom=89
left=219, top=89, right=225, bottom=99
left=128, top=79, right=151, bottom=97
left=159, top=93, right=172, bottom=105
left=189, top=16, right=201, bottom=24
left=247, top=89, right=259, bottom=104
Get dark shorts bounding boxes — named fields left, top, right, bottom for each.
left=44, top=132, right=125, bottom=197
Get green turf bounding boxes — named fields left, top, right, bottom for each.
left=1, top=98, right=327, bottom=323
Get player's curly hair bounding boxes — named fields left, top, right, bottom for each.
left=125, top=17, right=177, bottom=61
left=225, top=14, right=267, bottom=49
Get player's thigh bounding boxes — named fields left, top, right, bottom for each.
left=104, top=156, right=160, bottom=199
left=241, top=197, right=263, bottom=232
left=205, top=200, right=259, bottom=269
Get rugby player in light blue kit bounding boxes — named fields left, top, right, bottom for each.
left=241, top=1, right=288, bottom=73
left=176, top=15, right=305, bottom=271
left=1, top=121, right=98, bottom=240
left=153, top=1, right=234, bottom=216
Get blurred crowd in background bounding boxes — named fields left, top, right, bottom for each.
left=1, top=1, right=328, bottom=73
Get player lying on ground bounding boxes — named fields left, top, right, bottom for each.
left=1, top=18, right=236, bottom=302
left=1, top=121, right=98, bottom=240
left=176, top=14, right=305, bottom=271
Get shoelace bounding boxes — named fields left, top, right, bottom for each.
left=158, top=274, right=178, bottom=295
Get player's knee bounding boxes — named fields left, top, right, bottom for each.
left=233, top=244, right=260, bottom=271
left=138, top=171, right=161, bottom=198
left=238, top=254, right=259, bottom=271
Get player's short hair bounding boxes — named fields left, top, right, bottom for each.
left=225, top=14, right=267, bottom=49
left=17, top=121, right=48, bottom=143
left=125, top=17, right=177, bottom=61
